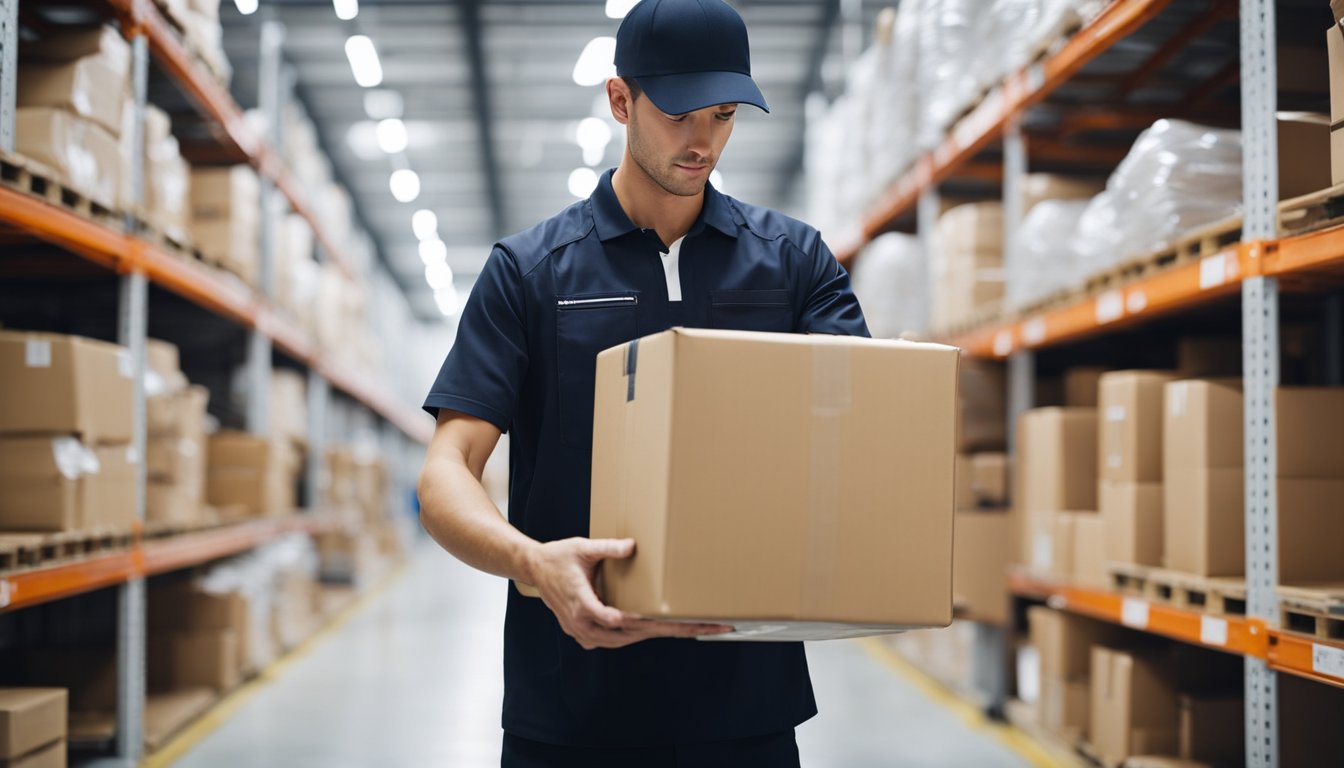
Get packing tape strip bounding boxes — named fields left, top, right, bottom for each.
left=801, top=339, right=852, bottom=616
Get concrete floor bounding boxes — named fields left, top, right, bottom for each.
left=175, top=542, right=1030, bottom=768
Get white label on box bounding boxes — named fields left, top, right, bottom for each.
left=117, top=350, right=134, bottom=379
left=1199, top=254, right=1227, bottom=290
left=1023, top=318, right=1046, bottom=345
left=125, top=446, right=140, bottom=465
left=1095, top=291, right=1124, bottom=324
left=1127, top=290, right=1148, bottom=314
left=993, top=330, right=1014, bottom=357
left=1168, top=381, right=1189, bottom=417
left=1106, top=405, right=1126, bottom=422
left=1122, top=598, right=1150, bottom=629
left=1313, top=644, right=1344, bottom=680
left=1200, top=616, right=1229, bottom=646
left=25, top=340, right=51, bottom=368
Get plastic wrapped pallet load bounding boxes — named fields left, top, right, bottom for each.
left=1008, top=199, right=1090, bottom=311
left=849, top=233, right=926, bottom=338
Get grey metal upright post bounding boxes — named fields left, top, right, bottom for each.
left=0, top=0, right=16, bottom=154
left=248, top=20, right=285, bottom=435
left=1240, top=1, right=1280, bottom=766
left=112, top=32, right=150, bottom=765
left=917, top=188, right=940, bottom=333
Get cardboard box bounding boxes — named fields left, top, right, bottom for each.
left=5, top=738, right=65, bottom=768
left=207, top=432, right=298, bottom=517
left=146, top=480, right=202, bottom=526
left=0, top=438, right=133, bottom=532
left=189, top=165, right=259, bottom=221
left=1100, top=371, right=1175, bottom=483
left=166, top=630, right=239, bottom=691
left=1024, top=508, right=1054, bottom=573
left=1064, top=367, right=1107, bottom=408
left=937, top=202, right=1003, bottom=257
left=970, top=453, right=1008, bottom=506
left=1178, top=695, right=1243, bottom=764
left=147, top=385, right=208, bottom=439
left=270, top=369, right=308, bottom=447
left=1164, top=467, right=1244, bottom=576
left=86, top=444, right=136, bottom=531
left=1100, top=480, right=1163, bottom=567
left=1279, top=478, right=1344, bottom=583
left=1175, top=337, right=1241, bottom=378
left=146, top=436, right=204, bottom=485
left=14, top=109, right=122, bottom=208
left=958, top=359, right=1006, bottom=452
left=17, top=55, right=128, bottom=136
left=1050, top=513, right=1079, bottom=582
left=0, top=331, right=133, bottom=444
left=1040, top=675, right=1090, bottom=741
left=1018, top=408, right=1098, bottom=513
left=1329, top=27, right=1344, bottom=126
left=145, top=339, right=187, bottom=394
left=1278, top=113, right=1332, bottom=201
left=589, top=329, right=958, bottom=640
left=1090, top=647, right=1180, bottom=767
left=1276, top=387, right=1344, bottom=478
left=1334, top=126, right=1344, bottom=187
left=1163, top=380, right=1243, bottom=472
left=191, top=217, right=259, bottom=286
left=0, top=689, right=67, bottom=760
left=952, top=511, right=1013, bottom=624
left=1028, top=606, right=1125, bottom=681
left=1072, top=513, right=1108, bottom=589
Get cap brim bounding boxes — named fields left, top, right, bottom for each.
left=633, top=70, right=770, bottom=115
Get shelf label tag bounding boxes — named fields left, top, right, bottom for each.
left=1200, top=616, right=1229, bottom=646
left=1199, top=254, right=1227, bottom=290
left=117, top=350, right=134, bottom=380
left=1096, top=291, right=1124, bottom=324
left=993, top=330, right=1014, bottom=357
left=25, top=340, right=51, bottom=368
left=1023, top=318, right=1046, bottom=346
left=1126, top=290, right=1148, bottom=314
left=0, top=580, right=10, bottom=609
left=1313, top=644, right=1344, bottom=680
left=1122, top=598, right=1149, bottom=629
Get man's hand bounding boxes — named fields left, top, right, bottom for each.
left=526, top=537, right=733, bottom=650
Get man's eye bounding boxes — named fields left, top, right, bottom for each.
left=668, top=114, right=687, bottom=123
left=716, top=112, right=737, bottom=121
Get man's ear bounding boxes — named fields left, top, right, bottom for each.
left=607, top=78, right=633, bottom=126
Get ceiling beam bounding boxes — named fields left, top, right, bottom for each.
left=774, top=0, right=839, bottom=208
left=459, top=0, right=507, bottom=240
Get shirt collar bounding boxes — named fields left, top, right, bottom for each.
left=589, top=168, right=738, bottom=243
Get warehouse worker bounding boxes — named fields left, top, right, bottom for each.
left=418, top=0, right=868, bottom=764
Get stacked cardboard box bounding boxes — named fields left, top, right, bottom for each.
left=1028, top=607, right=1126, bottom=743
left=272, top=569, right=322, bottom=651
left=146, top=340, right=210, bottom=527
left=1328, top=26, right=1344, bottom=185
left=932, top=203, right=1004, bottom=329
left=1275, top=387, right=1344, bottom=584
left=1090, top=647, right=1180, bottom=764
left=1099, top=371, right=1175, bottom=570
left=327, top=445, right=388, bottom=523
left=121, top=105, right=191, bottom=242
left=15, top=26, right=131, bottom=208
left=1017, top=407, right=1100, bottom=582
left=190, top=165, right=261, bottom=286
left=148, top=583, right=245, bottom=693
left=0, top=688, right=68, bottom=768
left=206, top=431, right=299, bottom=518
left=1162, top=380, right=1243, bottom=576
left=0, top=332, right=136, bottom=533
left=269, top=369, right=309, bottom=451
left=1278, top=113, right=1332, bottom=200
left=952, top=359, right=1011, bottom=622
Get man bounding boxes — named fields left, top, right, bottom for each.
left=418, top=0, right=869, bottom=764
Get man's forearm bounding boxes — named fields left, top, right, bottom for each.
left=418, top=455, right=538, bottom=584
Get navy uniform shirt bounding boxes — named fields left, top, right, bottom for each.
left=423, top=168, right=869, bottom=747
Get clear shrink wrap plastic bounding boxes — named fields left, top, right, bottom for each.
left=849, top=233, right=926, bottom=338
left=1009, top=199, right=1090, bottom=310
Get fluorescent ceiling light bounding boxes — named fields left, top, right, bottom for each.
left=434, top=287, right=460, bottom=317
left=364, top=90, right=403, bottom=120
left=568, top=167, right=599, bottom=199
left=419, top=238, right=448, bottom=266
left=572, top=37, right=616, bottom=87
left=710, top=169, right=724, bottom=191
left=333, top=0, right=359, bottom=20
left=425, top=261, right=455, bottom=291
left=389, top=169, right=420, bottom=202
left=234, top=0, right=258, bottom=13
left=345, top=35, right=383, bottom=88
left=412, top=209, right=438, bottom=241
left=605, top=0, right=640, bottom=18
left=376, top=118, right=408, bottom=154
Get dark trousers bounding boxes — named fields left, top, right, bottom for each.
left=501, top=730, right=801, bottom=768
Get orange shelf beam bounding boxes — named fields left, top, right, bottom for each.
left=0, top=518, right=324, bottom=613
left=1010, top=571, right=1269, bottom=658
left=1267, top=632, right=1344, bottom=691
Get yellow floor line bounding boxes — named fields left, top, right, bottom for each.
left=142, top=564, right=408, bottom=768
left=857, top=637, right=1066, bottom=768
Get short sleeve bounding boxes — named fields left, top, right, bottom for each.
left=422, top=246, right=529, bottom=431
left=798, top=233, right=871, bottom=338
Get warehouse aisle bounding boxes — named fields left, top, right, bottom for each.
left=175, top=542, right=1030, bottom=768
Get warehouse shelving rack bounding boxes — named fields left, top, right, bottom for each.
left=842, top=1, right=1341, bottom=765
left=0, top=0, right=431, bottom=763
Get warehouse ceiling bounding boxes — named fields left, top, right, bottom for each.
left=220, top=0, right=882, bottom=321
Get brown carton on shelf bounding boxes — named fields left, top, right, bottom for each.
left=86, top=444, right=136, bottom=531
left=207, top=432, right=298, bottom=517
left=1100, top=480, right=1163, bottom=567
left=14, top=108, right=123, bottom=209
left=0, top=688, right=67, bottom=760
left=1072, top=513, right=1108, bottom=590
left=1279, top=478, right=1344, bottom=583
left=0, top=437, right=84, bottom=531
left=1099, top=371, right=1175, bottom=483
left=0, top=331, right=133, bottom=444
left=1028, top=606, right=1122, bottom=681
left=1163, top=380, right=1243, bottom=472
left=16, top=54, right=128, bottom=136
left=189, top=165, right=260, bottom=220
left=1039, top=675, right=1090, bottom=741
left=957, top=359, right=1006, bottom=452
left=1178, top=695, right=1243, bottom=765
left=1064, top=367, right=1107, bottom=408
left=1330, top=27, right=1344, bottom=128
left=970, top=453, right=1008, bottom=507
left=590, top=329, right=958, bottom=640
left=166, top=630, right=239, bottom=691
left=1089, top=647, right=1180, bottom=767
left=952, top=511, right=1013, bottom=624
left=1278, top=113, right=1333, bottom=201
left=937, top=202, right=1003, bottom=257
left=1276, top=387, right=1344, bottom=478
left=147, top=385, right=208, bottom=439
left=1164, top=467, right=1244, bottom=577
left=1018, top=407, right=1098, bottom=513
left=145, top=480, right=202, bottom=526
left=6, top=738, right=65, bottom=768
left=1334, top=127, right=1344, bottom=187
left=145, top=339, right=187, bottom=393
left=146, top=436, right=205, bottom=485
left=269, top=369, right=308, bottom=448
left=1050, top=512, right=1078, bottom=583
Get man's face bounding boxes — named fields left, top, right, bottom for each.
left=626, top=93, right=737, bottom=197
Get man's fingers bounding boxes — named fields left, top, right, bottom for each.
left=576, top=585, right=625, bottom=629
left=580, top=537, right=636, bottom=562
left=625, top=619, right=735, bottom=638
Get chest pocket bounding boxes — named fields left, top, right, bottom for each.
left=556, top=294, right=639, bottom=450
left=710, top=289, right=793, bottom=333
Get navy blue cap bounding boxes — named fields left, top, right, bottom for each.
left=615, top=0, right=770, bottom=116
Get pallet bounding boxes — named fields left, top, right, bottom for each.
left=0, top=527, right=135, bottom=574
left=1105, top=563, right=1247, bottom=617
left=0, top=152, right=124, bottom=229
left=1081, top=215, right=1244, bottom=295
left=1277, top=583, right=1344, bottom=640
left=1279, top=181, right=1344, bottom=238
